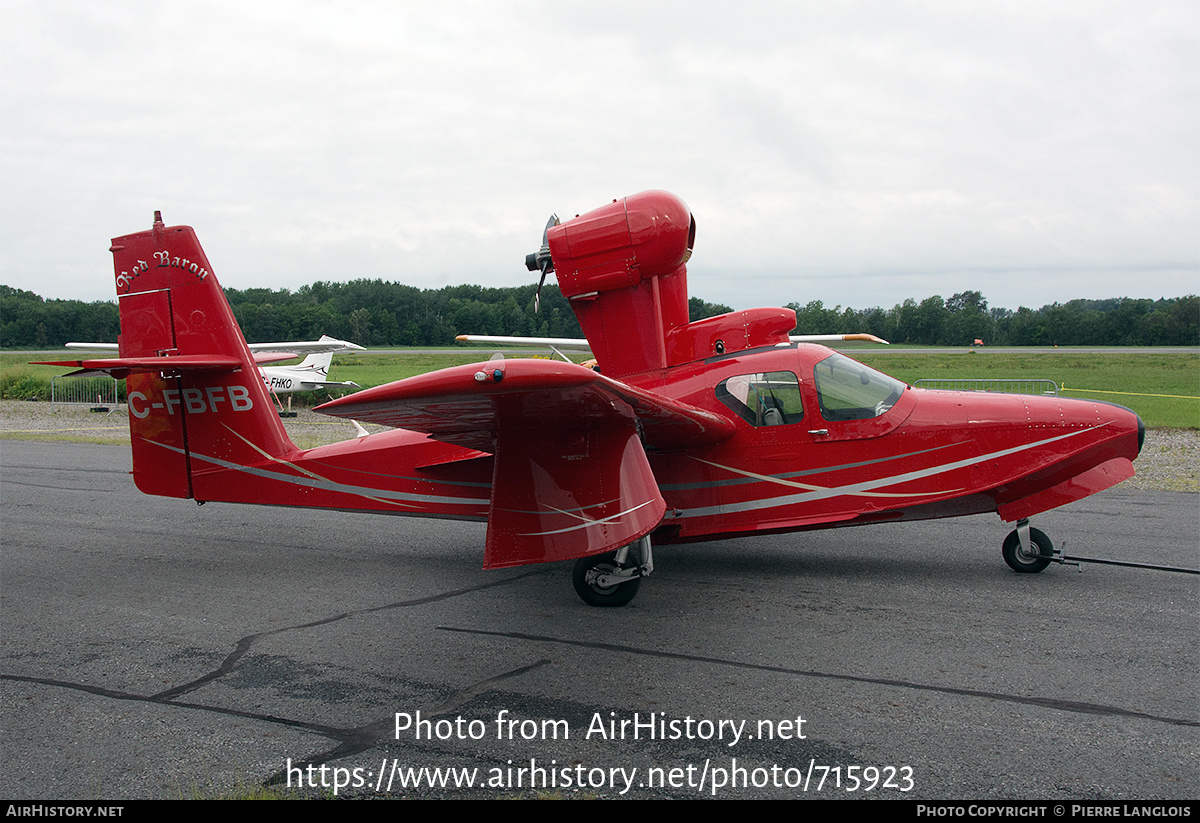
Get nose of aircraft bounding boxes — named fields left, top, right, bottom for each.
left=1091, top=400, right=1145, bottom=455
left=964, top=392, right=1145, bottom=523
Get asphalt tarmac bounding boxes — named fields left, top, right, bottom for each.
left=2, top=441, right=1196, bottom=800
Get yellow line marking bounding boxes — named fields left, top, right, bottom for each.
left=1061, top=387, right=1199, bottom=400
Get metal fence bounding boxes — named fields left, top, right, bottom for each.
left=912, top=378, right=1060, bottom=396
left=51, top=374, right=121, bottom=408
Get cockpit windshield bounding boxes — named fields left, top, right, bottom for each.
left=813, top=353, right=905, bottom=421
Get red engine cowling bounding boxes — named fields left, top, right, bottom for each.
left=548, top=190, right=694, bottom=299
left=545, top=190, right=796, bottom=380
left=547, top=191, right=695, bottom=378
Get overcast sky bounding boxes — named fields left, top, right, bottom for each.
left=2, top=1, right=1196, bottom=315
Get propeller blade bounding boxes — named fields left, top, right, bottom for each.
left=534, top=269, right=548, bottom=312
left=528, top=213, right=559, bottom=313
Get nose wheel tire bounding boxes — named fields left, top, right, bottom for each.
left=1002, top=526, right=1054, bottom=573
left=572, top=551, right=642, bottom=607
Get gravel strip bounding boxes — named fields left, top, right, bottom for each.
left=1121, top=427, right=1200, bottom=492
left=1, top=400, right=1195, bottom=492
left=0, top=400, right=387, bottom=449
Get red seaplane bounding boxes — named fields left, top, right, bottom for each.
left=42, top=191, right=1144, bottom=606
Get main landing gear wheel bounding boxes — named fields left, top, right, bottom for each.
left=1002, top=526, right=1054, bottom=573
left=572, top=551, right=642, bottom=607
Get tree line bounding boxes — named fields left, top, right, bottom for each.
left=789, top=291, right=1198, bottom=347
left=2, top=281, right=1196, bottom=348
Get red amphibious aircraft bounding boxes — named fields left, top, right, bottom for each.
left=43, top=191, right=1144, bottom=606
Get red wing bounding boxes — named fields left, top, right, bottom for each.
left=315, top=359, right=734, bottom=567
left=314, top=358, right=735, bottom=452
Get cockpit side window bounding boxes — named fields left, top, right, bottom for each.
left=813, top=353, right=904, bottom=421
left=716, top=371, right=804, bottom=426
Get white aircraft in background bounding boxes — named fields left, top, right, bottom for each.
left=65, top=334, right=362, bottom=394
left=258, top=349, right=361, bottom=394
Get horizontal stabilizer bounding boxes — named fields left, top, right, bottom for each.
left=33, top=355, right=243, bottom=380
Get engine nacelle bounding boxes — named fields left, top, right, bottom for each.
left=548, top=190, right=694, bottom=299
left=543, top=190, right=795, bottom=380
left=545, top=192, right=695, bottom=378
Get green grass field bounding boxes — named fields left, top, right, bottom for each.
left=3, top=347, right=1197, bottom=429
left=851, top=349, right=1198, bottom=430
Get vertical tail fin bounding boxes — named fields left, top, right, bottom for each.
left=294, top=351, right=334, bottom=377
left=112, top=214, right=295, bottom=500
left=260, top=351, right=334, bottom=393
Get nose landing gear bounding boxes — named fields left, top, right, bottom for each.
left=1002, top=519, right=1054, bottom=573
